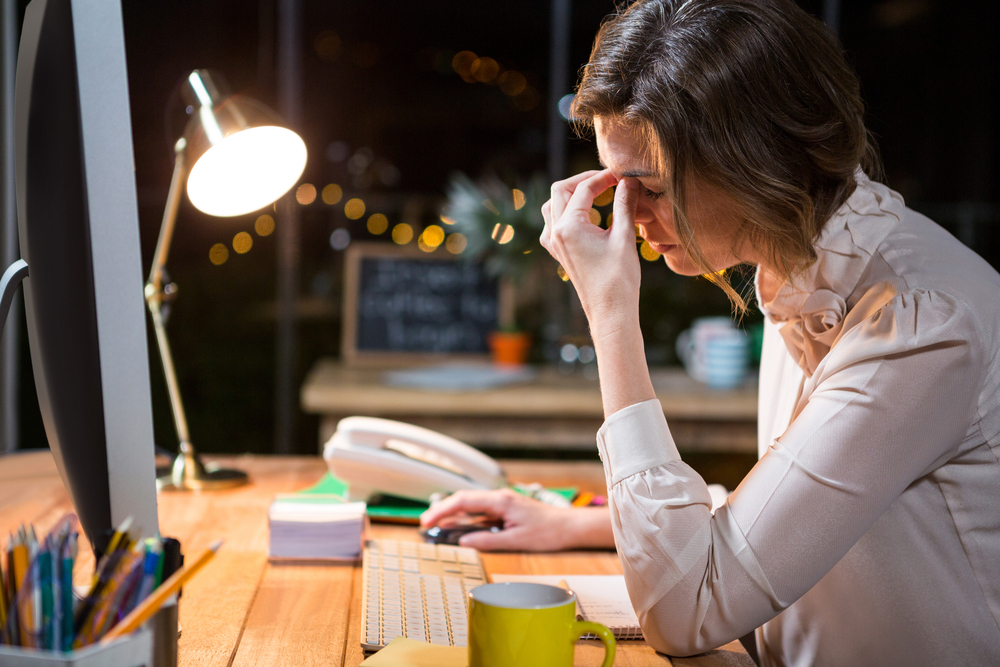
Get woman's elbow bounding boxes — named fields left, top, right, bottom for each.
left=640, top=608, right=734, bottom=657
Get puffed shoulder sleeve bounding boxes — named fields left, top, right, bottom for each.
left=596, top=290, right=984, bottom=656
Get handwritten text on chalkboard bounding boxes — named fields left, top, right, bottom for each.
left=355, top=257, right=498, bottom=353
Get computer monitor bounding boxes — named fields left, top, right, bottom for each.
left=6, top=0, right=160, bottom=555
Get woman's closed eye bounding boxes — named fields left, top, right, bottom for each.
left=644, top=187, right=665, bottom=201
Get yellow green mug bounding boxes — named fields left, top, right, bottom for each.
left=468, top=582, right=616, bottom=667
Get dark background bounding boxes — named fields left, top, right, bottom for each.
left=10, top=0, right=1000, bottom=459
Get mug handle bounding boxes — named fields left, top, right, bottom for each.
left=569, top=621, right=616, bottom=667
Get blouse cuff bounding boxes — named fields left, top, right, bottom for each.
left=596, top=399, right=681, bottom=487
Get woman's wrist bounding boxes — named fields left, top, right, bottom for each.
left=563, top=506, right=615, bottom=549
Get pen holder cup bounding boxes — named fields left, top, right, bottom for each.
left=149, top=597, right=179, bottom=667
left=0, top=627, right=153, bottom=666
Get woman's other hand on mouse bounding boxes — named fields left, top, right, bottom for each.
left=419, top=488, right=614, bottom=552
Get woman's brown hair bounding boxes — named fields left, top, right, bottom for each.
left=573, top=0, right=880, bottom=310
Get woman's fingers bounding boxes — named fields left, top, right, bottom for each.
left=459, top=524, right=543, bottom=552
left=550, top=169, right=604, bottom=222
left=611, top=178, right=640, bottom=243
left=419, top=489, right=516, bottom=527
left=563, top=170, right=619, bottom=221
left=540, top=200, right=552, bottom=248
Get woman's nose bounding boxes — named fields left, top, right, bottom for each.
left=633, top=203, right=654, bottom=224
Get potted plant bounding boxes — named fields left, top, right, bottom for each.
left=443, top=172, right=548, bottom=365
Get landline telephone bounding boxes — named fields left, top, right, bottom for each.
left=323, top=416, right=507, bottom=502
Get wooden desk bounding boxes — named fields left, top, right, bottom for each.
left=0, top=451, right=752, bottom=667
left=301, top=359, right=758, bottom=454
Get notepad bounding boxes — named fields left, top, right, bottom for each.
left=359, top=637, right=466, bottom=666
left=267, top=495, right=366, bottom=560
left=489, top=574, right=643, bottom=639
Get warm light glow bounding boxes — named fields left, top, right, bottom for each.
left=452, top=51, right=478, bottom=81
left=233, top=232, right=253, bottom=254
left=296, top=183, right=317, bottom=205
left=187, top=126, right=307, bottom=217
left=471, top=57, right=499, bottom=83
left=322, top=183, right=343, bottom=205
left=482, top=199, right=499, bottom=215
left=254, top=214, right=275, bottom=236
left=445, top=233, right=467, bottom=254
left=392, top=223, right=414, bottom=244
left=557, top=265, right=569, bottom=281
left=512, top=189, right=526, bottom=210
left=491, top=222, right=502, bottom=240
left=344, top=198, right=366, bottom=219
left=588, top=208, right=601, bottom=225
left=639, top=240, right=661, bottom=261
left=209, top=243, right=229, bottom=265
left=418, top=237, right=435, bottom=253
left=440, top=215, right=456, bottom=225
left=635, top=224, right=643, bottom=240
left=606, top=213, right=613, bottom=228
left=497, top=225, right=515, bottom=244
left=498, top=71, right=527, bottom=96
left=422, top=225, right=445, bottom=248
left=367, top=213, right=389, bottom=235
left=593, top=187, right=614, bottom=207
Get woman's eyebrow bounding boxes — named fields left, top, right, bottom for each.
left=596, top=157, right=655, bottom=179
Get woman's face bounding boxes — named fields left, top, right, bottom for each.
left=594, top=117, right=751, bottom=275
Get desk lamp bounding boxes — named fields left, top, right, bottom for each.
left=149, top=69, right=307, bottom=491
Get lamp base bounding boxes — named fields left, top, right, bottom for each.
left=156, top=442, right=249, bottom=491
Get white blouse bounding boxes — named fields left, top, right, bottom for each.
left=596, top=174, right=1000, bottom=666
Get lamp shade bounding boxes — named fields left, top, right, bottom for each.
left=179, top=70, right=307, bottom=217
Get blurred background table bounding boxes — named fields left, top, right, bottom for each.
left=0, top=451, right=753, bottom=666
left=301, top=359, right=758, bottom=455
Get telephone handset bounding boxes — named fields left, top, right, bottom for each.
left=323, top=416, right=507, bottom=503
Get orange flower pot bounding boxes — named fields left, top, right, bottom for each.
left=488, top=331, right=532, bottom=366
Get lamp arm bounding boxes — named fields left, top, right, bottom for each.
left=148, top=297, right=192, bottom=446
left=147, top=142, right=186, bottom=294
left=145, top=141, right=192, bottom=448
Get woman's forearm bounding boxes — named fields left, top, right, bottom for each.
left=591, top=317, right=656, bottom=419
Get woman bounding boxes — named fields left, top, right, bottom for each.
left=421, top=0, right=1000, bottom=664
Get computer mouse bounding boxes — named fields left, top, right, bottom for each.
left=419, top=515, right=504, bottom=545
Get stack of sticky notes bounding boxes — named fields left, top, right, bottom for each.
left=268, top=494, right=367, bottom=561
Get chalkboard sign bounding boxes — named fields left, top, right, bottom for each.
left=341, top=243, right=501, bottom=365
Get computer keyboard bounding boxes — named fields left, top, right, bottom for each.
left=360, top=538, right=487, bottom=651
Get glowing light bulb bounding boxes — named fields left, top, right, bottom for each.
left=187, top=126, right=307, bottom=217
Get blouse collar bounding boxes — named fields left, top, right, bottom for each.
left=755, top=172, right=905, bottom=375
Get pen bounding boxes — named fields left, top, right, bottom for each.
left=557, top=579, right=585, bottom=621
left=38, top=546, right=52, bottom=650
left=100, top=540, right=222, bottom=645
left=61, top=534, right=76, bottom=651
left=12, top=529, right=29, bottom=646
left=0, top=540, right=7, bottom=629
left=91, top=516, right=133, bottom=588
left=134, top=539, right=163, bottom=609
left=28, top=525, right=40, bottom=650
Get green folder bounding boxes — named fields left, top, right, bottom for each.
left=297, top=472, right=576, bottom=524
